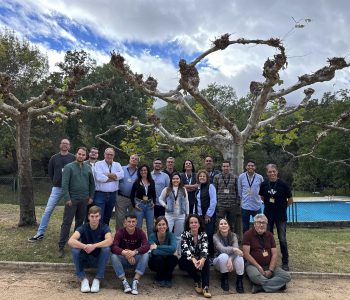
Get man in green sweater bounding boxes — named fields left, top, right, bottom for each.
left=58, top=146, right=95, bottom=258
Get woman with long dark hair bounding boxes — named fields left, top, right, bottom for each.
left=148, top=216, right=178, bottom=287
left=181, top=160, right=198, bottom=214
left=179, top=214, right=211, bottom=298
left=159, top=172, right=189, bottom=254
left=213, top=218, right=244, bottom=293
left=130, top=164, right=156, bottom=237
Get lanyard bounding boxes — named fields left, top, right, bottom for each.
left=223, top=174, right=231, bottom=188
left=185, top=173, right=192, bottom=184
left=141, top=180, right=149, bottom=195
left=258, top=234, right=266, bottom=250
left=127, top=167, right=137, bottom=178
left=246, top=173, right=256, bottom=188
left=105, top=160, right=112, bottom=173
left=172, top=189, right=179, bottom=202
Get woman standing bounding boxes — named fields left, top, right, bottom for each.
left=195, top=170, right=217, bottom=260
left=130, top=164, right=156, bottom=237
left=181, top=160, right=198, bottom=214
left=148, top=216, right=178, bottom=287
left=179, top=214, right=211, bottom=298
left=213, top=218, right=245, bottom=293
left=159, top=172, right=189, bottom=254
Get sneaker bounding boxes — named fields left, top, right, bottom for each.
left=194, top=282, right=203, bottom=294
left=282, top=264, right=290, bottom=271
left=57, top=248, right=64, bottom=258
left=203, top=286, right=211, bottom=298
left=164, top=280, right=172, bottom=288
left=280, top=284, right=287, bottom=292
left=28, top=234, right=44, bottom=242
left=122, top=279, right=132, bottom=293
left=131, top=279, right=139, bottom=295
left=80, top=278, right=90, bottom=293
left=251, top=284, right=264, bottom=294
left=90, top=278, right=100, bottom=293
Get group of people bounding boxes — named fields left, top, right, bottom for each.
left=27, top=138, right=293, bottom=296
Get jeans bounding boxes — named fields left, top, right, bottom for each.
left=94, top=191, right=117, bottom=226
left=148, top=254, right=178, bottom=281
left=111, top=253, right=149, bottom=278
left=268, top=220, right=289, bottom=264
left=213, top=253, right=244, bottom=275
left=165, top=212, right=185, bottom=252
left=37, top=187, right=62, bottom=235
left=241, top=208, right=261, bottom=233
left=246, top=264, right=291, bottom=292
left=58, top=199, right=88, bottom=249
left=178, top=256, right=210, bottom=287
left=71, top=247, right=110, bottom=279
left=135, top=200, right=154, bottom=237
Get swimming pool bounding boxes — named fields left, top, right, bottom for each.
left=262, top=200, right=350, bottom=222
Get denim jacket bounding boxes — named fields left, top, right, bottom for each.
left=165, top=189, right=187, bottom=214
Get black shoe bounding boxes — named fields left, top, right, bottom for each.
left=236, top=275, right=244, bottom=293
left=28, top=234, right=44, bottom=242
left=57, top=248, right=65, bottom=258
left=221, top=273, right=229, bottom=291
left=251, top=284, right=264, bottom=294
left=280, top=284, right=287, bottom=292
left=282, top=264, right=290, bottom=271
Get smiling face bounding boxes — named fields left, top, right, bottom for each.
left=124, top=217, right=137, bottom=232
left=266, top=166, right=278, bottom=182
left=59, top=139, right=70, bottom=153
left=184, top=160, right=193, bottom=172
left=129, top=154, right=139, bottom=168
left=153, top=160, right=162, bottom=171
left=222, top=162, right=230, bottom=175
left=246, top=161, right=256, bottom=175
left=172, top=174, right=181, bottom=187
left=76, top=148, right=87, bottom=163
left=140, top=166, right=148, bottom=178
left=204, top=156, right=213, bottom=170
left=218, top=218, right=230, bottom=234
left=104, top=148, right=115, bottom=164
left=189, top=216, right=200, bottom=233
left=156, top=219, right=168, bottom=234
left=198, top=171, right=208, bottom=184
left=254, top=217, right=268, bottom=235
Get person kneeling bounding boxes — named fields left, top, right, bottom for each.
left=243, top=214, right=291, bottom=294
left=213, top=218, right=245, bottom=293
left=68, top=205, right=112, bottom=293
left=111, top=213, right=150, bottom=295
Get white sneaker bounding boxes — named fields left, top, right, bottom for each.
left=90, top=278, right=100, bottom=293
left=131, top=279, right=139, bottom=295
left=80, top=278, right=90, bottom=293
left=122, top=279, right=132, bottom=293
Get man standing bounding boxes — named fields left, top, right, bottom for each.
left=116, top=154, right=139, bottom=230
left=94, top=148, right=124, bottom=225
left=68, top=206, right=112, bottom=293
left=204, top=156, right=220, bottom=184
left=28, top=139, right=75, bottom=242
left=111, top=214, right=150, bottom=295
left=58, top=147, right=95, bottom=257
left=151, top=158, right=170, bottom=219
left=163, top=156, right=176, bottom=177
left=238, top=160, right=264, bottom=233
left=84, top=147, right=99, bottom=221
left=243, top=214, right=291, bottom=293
left=259, top=164, right=293, bottom=271
left=214, top=160, right=241, bottom=238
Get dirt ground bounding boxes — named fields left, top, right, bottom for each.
left=1, top=268, right=349, bottom=300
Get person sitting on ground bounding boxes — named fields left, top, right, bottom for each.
left=148, top=216, right=178, bottom=287
left=111, top=213, right=150, bottom=295
left=243, top=213, right=291, bottom=294
left=179, top=214, right=211, bottom=298
left=213, top=218, right=244, bottom=293
left=68, top=205, right=112, bottom=293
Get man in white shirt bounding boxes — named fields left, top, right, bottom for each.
left=94, top=148, right=124, bottom=225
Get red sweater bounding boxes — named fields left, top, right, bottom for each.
left=111, top=227, right=150, bottom=255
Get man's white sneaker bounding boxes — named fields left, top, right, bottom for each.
left=90, top=278, right=100, bottom=293
left=131, top=279, right=139, bottom=295
left=80, top=278, right=90, bottom=293
left=122, top=279, right=132, bottom=293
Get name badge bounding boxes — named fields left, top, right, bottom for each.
left=269, top=197, right=275, bottom=203
left=142, top=195, right=149, bottom=201
left=224, top=189, right=230, bottom=194
left=248, top=189, right=252, bottom=195
left=127, top=178, right=132, bottom=183
left=262, top=250, right=269, bottom=257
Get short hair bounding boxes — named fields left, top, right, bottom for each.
left=124, top=213, right=137, bottom=220
left=222, top=160, right=231, bottom=165
left=153, top=157, right=162, bottom=162
left=90, top=147, right=98, bottom=152
left=104, top=147, right=115, bottom=155
left=153, top=216, right=169, bottom=232
left=265, top=163, right=277, bottom=171
left=76, top=146, right=87, bottom=154
left=196, top=169, right=209, bottom=184
left=254, top=213, right=268, bottom=222
left=88, top=205, right=101, bottom=216
left=204, top=155, right=214, bottom=161
left=184, top=214, right=205, bottom=234
left=167, top=157, right=175, bottom=162
left=246, top=159, right=256, bottom=165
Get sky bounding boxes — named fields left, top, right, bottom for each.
left=1, top=0, right=349, bottom=107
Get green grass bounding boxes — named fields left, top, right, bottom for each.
left=0, top=204, right=349, bottom=273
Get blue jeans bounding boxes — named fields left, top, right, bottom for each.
left=111, top=253, right=149, bottom=278
left=71, top=247, right=110, bottom=280
left=241, top=208, right=261, bottom=233
left=268, top=220, right=289, bottom=265
left=94, top=191, right=117, bottom=226
left=37, top=187, right=62, bottom=235
left=135, top=200, right=154, bottom=237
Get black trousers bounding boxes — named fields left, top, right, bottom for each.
left=154, top=204, right=165, bottom=219
left=178, top=256, right=210, bottom=287
left=148, top=254, right=178, bottom=281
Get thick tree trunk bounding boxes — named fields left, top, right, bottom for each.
left=16, top=114, right=36, bottom=226
left=219, top=142, right=244, bottom=176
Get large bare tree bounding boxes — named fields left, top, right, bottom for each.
left=103, top=34, right=349, bottom=174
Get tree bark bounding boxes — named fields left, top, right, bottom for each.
left=16, top=113, right=36, bottom=226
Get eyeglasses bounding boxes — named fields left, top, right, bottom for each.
left=254, top=221, right=267, bottom=225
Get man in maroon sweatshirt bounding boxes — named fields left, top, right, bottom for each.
left=111, top=213, right=150, bottom=295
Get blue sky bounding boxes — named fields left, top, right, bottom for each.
left=1, top=0, right=349, bottom=105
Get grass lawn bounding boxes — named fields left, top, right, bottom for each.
left=0, top=204, right=349, bottom=272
